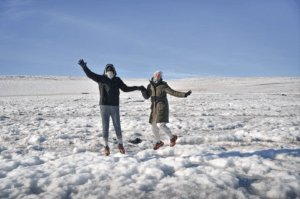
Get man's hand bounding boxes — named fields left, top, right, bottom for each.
left=185, top=90, right=192, bottom=97
left=139, top=86, right=146, bottom=91
left=78, top=59, right=87, bottom=68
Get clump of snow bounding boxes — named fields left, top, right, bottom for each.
left=27, top=135, right=46, bottom=145
left=73, top=147, right=86, bottom=153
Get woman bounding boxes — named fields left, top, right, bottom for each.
left=141, top=71, right=192, bottom=150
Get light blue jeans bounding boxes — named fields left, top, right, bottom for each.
left=100, top=105, right=122, bottom=144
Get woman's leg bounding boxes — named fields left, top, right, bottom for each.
left=111, top=106, right=123, bottom=144
left=100, top=105, right=111, bottom=146
left=158, top=123, right=174, bottom=139
left=151, top=122, right=161, bottom=142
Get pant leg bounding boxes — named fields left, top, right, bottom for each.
left=151, top=122, right=161, bottom=142
left=158, top=123, right=174, bottom=139
left=100, top=105, right=111, bottom=146
left=110, top=106, right=123, bottom=142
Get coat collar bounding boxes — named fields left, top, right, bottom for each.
left=150, top=77, right=163, bottom=87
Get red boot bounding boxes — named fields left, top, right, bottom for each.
left=118, top=144, right=125, bottom=154
left=154, top=141, right=164, bottom=150
left=170, top=135, right=177, bottom=147
left=105, top=146, right=110, bottom=156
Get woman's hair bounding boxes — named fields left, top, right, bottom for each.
left=154, top=71, right=163, bottom=79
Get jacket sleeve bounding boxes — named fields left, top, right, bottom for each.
left=164, top=83, right=186, bottom=98
left=118, top=79, right=139, bottom=92
left=82, top=65, right=110, bottom=84
left=142, top=84, right=151, bottom=99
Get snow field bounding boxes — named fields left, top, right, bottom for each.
left=0, top=76, right=299, bottom=198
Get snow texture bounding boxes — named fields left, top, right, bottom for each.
left=0, top=76, right=299, bottom=199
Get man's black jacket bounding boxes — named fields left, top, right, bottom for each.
left=82, top=64, right=139, bottom=106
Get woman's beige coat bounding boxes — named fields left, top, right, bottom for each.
left=142, top=80, right=186, bottom=124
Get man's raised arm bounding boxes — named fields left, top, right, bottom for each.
left=78, top=59, right=109, bottom=83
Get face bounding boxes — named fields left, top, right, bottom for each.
left=154, top=73, right=161, bottom=80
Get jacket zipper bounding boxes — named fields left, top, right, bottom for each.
left=154, top=85, right=157, bottom=108
left=150, top=81, right=157, bottom=108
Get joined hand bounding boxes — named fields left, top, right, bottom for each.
left=139, top=86, right=146, bottom=91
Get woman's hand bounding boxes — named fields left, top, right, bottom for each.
left=185, top=90, right=192, bottom=97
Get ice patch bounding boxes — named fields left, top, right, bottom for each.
left=59, top=134, right=81, bottom=139
left=218, top=149, right=300, bottom=159
left=0, top=116, right=10, bottom=121
left=0, top=146, right=7, bottom=153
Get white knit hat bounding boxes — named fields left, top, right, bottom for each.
left=154, top=71, right=163, bottom=79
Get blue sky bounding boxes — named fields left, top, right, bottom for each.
left=0, top=0, right=299, bottom=79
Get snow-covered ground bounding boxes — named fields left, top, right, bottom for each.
left=0, top=76, right=299, bottom=199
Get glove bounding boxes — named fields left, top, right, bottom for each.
left=78, top=59, right=87, bottom=68
left=139, top=86, right=146, bottom=91
left=185, top=90, right=192, bottom=97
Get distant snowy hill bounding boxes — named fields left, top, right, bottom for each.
left=0, top=76, right=299, bottom=96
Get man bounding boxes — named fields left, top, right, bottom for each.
left=141, top=71, right=192, bottom=150
left=78, top=59, right=145, bottom=156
